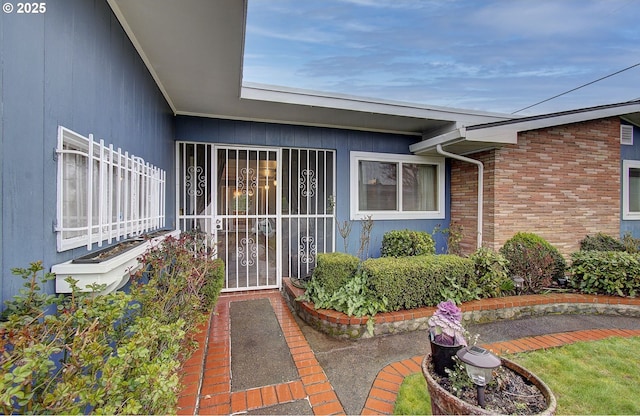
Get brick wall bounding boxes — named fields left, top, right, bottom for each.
left=451, top=117, right=621, bottom=258
left=450, top=150, right=495, bottom=255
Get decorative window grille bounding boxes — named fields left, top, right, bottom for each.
left=621, top=124, right=634, bottom=145
left=55, top=126, right=166, bottom=251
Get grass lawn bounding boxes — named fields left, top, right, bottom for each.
left=393, top=336, right=640, bottom=415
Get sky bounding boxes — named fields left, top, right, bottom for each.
left=243, top=0, right=640, bottom=116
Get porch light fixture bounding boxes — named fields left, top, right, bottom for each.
left=456, top=346, right=501, bottom=408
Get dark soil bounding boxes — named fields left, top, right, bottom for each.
left=429, top=363, right=548, bottom=415
left=72, top=238, right=145, bottom=263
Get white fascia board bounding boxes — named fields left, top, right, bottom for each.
left=465, top=126, right=519, bottom=144
left=242, top=83, right=513, bottom=124
left=409, top=128, right=467, bottom=154
left=411, top=102, right=640, bottom=155
left=468, top=102, right=640, bottom=139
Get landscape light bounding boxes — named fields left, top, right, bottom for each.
left=456, top=346, right=501, bottom=408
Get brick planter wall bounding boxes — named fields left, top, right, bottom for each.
left=283, top=278, right=640, bottom=340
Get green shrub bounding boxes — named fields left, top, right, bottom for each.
left=569, top=251, right=640, bottom=297
left=500, top=232, right=566, bottom=293
left=381, top=229, right=435, bottom=257
left=579, top=232, right=626, bottom=252
left=132, top=233, right=225, bottom=325
left=311, top=252, right=359, bottom=294
left=470, top=247, right=514, bottom=298
left=0, top=232, right=224, bottom=414
left=363, top=255, right=476, bottom=310
left=622, top=232, right=640, bottom=254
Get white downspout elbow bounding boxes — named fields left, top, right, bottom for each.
left=436, top=144, right=483, bottom=250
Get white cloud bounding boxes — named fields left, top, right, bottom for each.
left=244, top=0, right=640, bottom=114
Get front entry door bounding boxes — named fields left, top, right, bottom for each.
left=215, top=147, right=279, bottom=290
left=177, top=143, right=335, bottom=292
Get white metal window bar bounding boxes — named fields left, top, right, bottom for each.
left=56, top=126, right=166, bottom=251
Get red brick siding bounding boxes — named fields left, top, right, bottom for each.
left=451, top=117, right=621, bottom=257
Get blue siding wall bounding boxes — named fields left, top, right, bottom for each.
left=175, top=116, right=451, bottom=257
left=0, top=0, right=175, bottom=305
left=620, top=122, right=640, bottom=238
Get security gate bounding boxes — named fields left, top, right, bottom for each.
left=177, top=143, right=335, bottom=291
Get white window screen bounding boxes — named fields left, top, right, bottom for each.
left=56, top=126, right=166, bottom=251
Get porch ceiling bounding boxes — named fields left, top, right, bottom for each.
left=107, top=0, right=513, bottom=137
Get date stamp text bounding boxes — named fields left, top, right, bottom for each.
left=3, top=2, right=47, bottom=14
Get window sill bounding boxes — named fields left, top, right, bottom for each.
left=52, top=229, right=180, bottom=295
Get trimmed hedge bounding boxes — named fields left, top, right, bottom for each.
left=569, top=250, right=640, bottom=297
left=362, top=255, right=476, bottom=310
left=312, top=252, right=360, bottom=294
left=381, top=229, right=435, bottom=257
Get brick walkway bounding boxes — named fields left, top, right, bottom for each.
left=178, top=292, right=640, bottom=415
left=178, top=290, right=343, bottom=415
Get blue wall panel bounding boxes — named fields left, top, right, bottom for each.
left=620, top=122, right=640, bottom=238
left=175, top=116, right=451, bottom=257
left=0, top=0, right=175, bottom=305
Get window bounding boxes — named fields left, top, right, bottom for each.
left=350, top=151, right=445, bottom=220
left=56, top=126, right=166, bottom=251
left=623, top=160, right=640, bottom=220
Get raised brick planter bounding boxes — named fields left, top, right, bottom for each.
left=283, top=277, right=640, bottom=340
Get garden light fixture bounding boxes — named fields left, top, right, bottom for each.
left=513, top=275, right=524, bottom=294
left=456, top=346, right=501, bottom=408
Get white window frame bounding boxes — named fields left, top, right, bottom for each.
left=622, top=159, right=640, bottom=220
left=349, top=151, right=445, bottom=220
left=56, top=126, right=166, bottom=251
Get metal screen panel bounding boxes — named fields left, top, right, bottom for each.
left=281, top=149, right=335, bottom=278
left=177, top=143, right=335, bottom=291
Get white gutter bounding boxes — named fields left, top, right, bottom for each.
left=436, top=144, right=483, bottom=250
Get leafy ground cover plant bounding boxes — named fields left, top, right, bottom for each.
left=0, top=232, right=224, bottom=414
left=299, top=269, right=387, bottom=334
left=569, top=250, right=640, bottom=297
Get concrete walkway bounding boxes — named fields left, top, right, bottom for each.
left=178, top=290, right=640, bottom=415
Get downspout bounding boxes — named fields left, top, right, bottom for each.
left=436, top=144, right=483, bottom=250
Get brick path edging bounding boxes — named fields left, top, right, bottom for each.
left=179, top=284, right=640, bottom=415
left=283, top=277, right=640, bottom=340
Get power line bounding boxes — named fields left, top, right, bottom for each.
left=511, top=61, right=640, bottom=114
